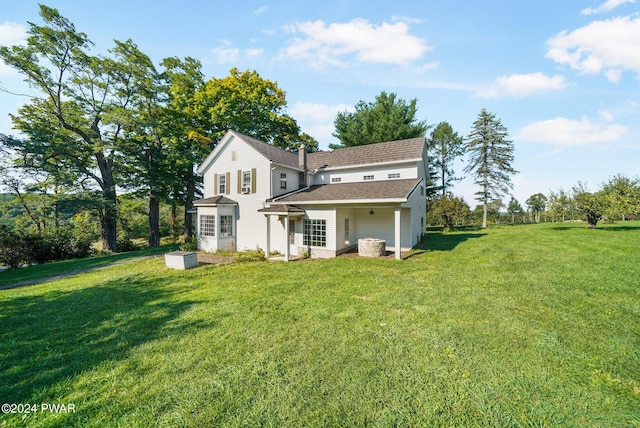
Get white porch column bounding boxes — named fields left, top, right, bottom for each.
left=284, top=215, right=290, bottom=262
left=394, top=207, right=401, bottom=260
left=265, top=215, right=271, bottom=256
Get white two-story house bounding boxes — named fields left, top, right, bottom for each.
left=194, top=130, right=428, bottom=260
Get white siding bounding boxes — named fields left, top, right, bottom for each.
left=271, top=165, right=302, bottom=197
left=404, top=182, right=426, bottom=247
left=313, top=162, right=419, bottom=185
left=336, top=208, right=356, bottom=251
left=352, top=207, right=398, bottom=248
left=200, top=136, right=272, bottom=252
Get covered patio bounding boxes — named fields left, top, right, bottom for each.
left=258, top=204, right=306, bottom=262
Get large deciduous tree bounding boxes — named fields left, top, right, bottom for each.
left=572, top=182, right=607, bottom=229
left=193, top=68, right=317, bottom=151
left=114, top=39, right=170, bottom=248
left=427, top=194, right=471, bottom=231
left=464, top=108, right=517, bottom=228
left=548, top=189, right=573, bottom=222
left=526, top=193, right=548, bottom=223
left=161, top=56, right=209, bottom=241
left=0, top=5, right=140, bottom=251
left=428, top=121, right=464, bottom=196
left=332, top=91, right=429, bottom=148
left=600, top=174, right=639, bottom=221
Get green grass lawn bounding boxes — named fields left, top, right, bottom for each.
left=1, top=223, right=638, bottom=427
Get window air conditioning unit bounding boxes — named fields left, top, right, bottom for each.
left=242, top=186, right=251, bottom=194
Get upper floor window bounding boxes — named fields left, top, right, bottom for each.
left=218, top=174, right=226, bottom=194
left=388, top=173, right=400, bottom=179
left=280, top=173, right=287, bottom=189
left=241, top=171, right=251, bottom=193
left=363, top=175, right=374, bottom=181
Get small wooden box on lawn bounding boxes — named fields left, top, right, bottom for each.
left=165, top=251, right=198, bottom=270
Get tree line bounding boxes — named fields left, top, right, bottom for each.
left=428, top=175, right=640, bottom=230
left=0, top=5, right=317, bottom=254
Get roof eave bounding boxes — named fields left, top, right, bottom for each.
left=285, top=198, right=408, bottom=205
left=193, top=202, right=239, bottom=207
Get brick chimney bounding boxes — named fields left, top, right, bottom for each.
left=298, top=144, right=307, bottom=187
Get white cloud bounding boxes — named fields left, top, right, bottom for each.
left=598, top=110, right=614, bottom=121
left=290, top=102, right=354, bottom=148
left=211, top=40, right=239, bottom=63
left=604, top=68, right=622, bottom=83
left=581, top=0, right=635, bottom=15
left=0, top=21, right=26, bottom=46
left=0, top=21, right=27, bottom=75
left=254, top=5, right=268, bottom=15
left=291, top=102, right=354, bottom=122
left=475, top=72, right=568, bottom=98
left=414, top=62, right=440, bottom=74
left=246, top=48, right=263, bottom=57
left=546, top=16, right=640, bottom=82
left=516, top=116, right=627, bottom=146
left=281, top=18, right=431, bottom=67
left=391, top=15, right=424, bottom=24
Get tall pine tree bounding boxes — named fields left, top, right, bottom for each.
left=428, top=121, right=465, bottom=196
left=464, top=108, right=517, bottom=228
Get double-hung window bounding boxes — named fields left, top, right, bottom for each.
left=220, top=215, right=233, bottom=237
left=218, top=174, right=226, bottom=194
left=280, top=173, right=287, bottom=189
left=242, top=171, right=251, bottom=193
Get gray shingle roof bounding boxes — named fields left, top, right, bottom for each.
left=307, top=137, right=425, bottom=170
left=193, top=195, right=238, bottom=206
left=235, top=131, right=425, bottom=171
left=274, top=178, right=422, bottom=204
left=234, top=131, right=300, bottom=168
left=257, top=204, right=306, bottom=214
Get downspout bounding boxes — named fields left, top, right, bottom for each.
left=269, top=164, right=277, bottom=200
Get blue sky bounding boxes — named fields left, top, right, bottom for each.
left=1, top=0, right=639, bottom=207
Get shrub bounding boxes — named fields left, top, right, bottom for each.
left=235, top=247, right=266, bottom=263
left=179, top=237, right=198, bottom=252
left=116, top=235, right=141, bottom=253
left=21, top=228, right=95, bottom=265
left=0, top=226, right=96, bottom=269
left=0, top=226, right=28, bottom=269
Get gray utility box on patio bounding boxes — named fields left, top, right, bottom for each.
left=165, top=251, right=198, bottom=270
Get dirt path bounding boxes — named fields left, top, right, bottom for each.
left=0, top=256, right=159, bottom=291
